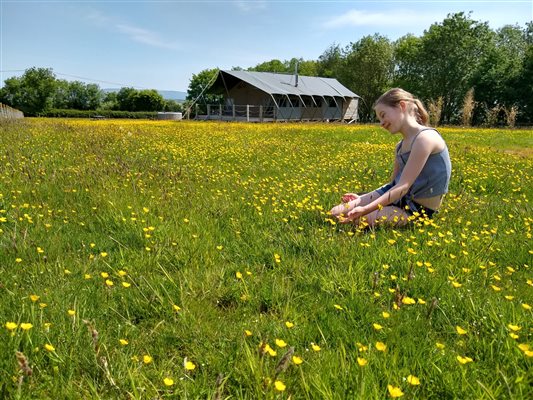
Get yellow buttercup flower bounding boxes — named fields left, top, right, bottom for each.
left=376, top=342, right=387, bottom=352
left=5, top=322, right=17, bottom=331
left=517, top=343, right=529, bottom=352
left=407, top=375, right=420, bottom=385
left=163, top=377, right=174, bottom=386
left=143, top=355, right=153, bottom=364
left=457, top=355, right=473, bottom=364
left=44, top=344, right=55, bottom=352
left=184, top=360, right=196, bottom=370
left=387, top=384, right=404, bottom=397
left=456, top=326, right=467, bottom=335
left=274, top=380, right=286, bottom=392
left=401, top=297, right=416, bottom=305
left=275, top=338, right=287, bottom=348
left=311, top=343, right=321, bottom=352
left=357, top=357, right=368, bottom=366
left=20, top=323, right=33, bottom=331
left=292, top=355, right=303, bottom=365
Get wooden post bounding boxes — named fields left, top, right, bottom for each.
left=219, top=104, right=222, bottom=118
left=259, top=105, right=263, bottom=122
left=207, top=104, right=211, bottom=119
left=232, top=104, right=236, bottom=120
left=246, top=105, right=250, bottom=122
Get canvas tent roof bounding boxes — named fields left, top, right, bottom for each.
left=210, top=70, right=360, bottom=99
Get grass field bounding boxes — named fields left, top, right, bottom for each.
left=0, top=119, right=531, bottom=399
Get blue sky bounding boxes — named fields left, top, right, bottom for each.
left=1, top=1, right=532, bottom=92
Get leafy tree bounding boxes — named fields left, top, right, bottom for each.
left=392, top=34, right=423, bottom=94
left=317, top=43, right=343, bottom=78
left=341, top=34, right=394, bottom=122
left=186, top=68, right=223, bottom=115
left=250, top=58, right=318, bottom=76
left=131, top=89, right=165, bottom=111
left=53, top=80, right=102, bottom=110
left=100, top=91, right=118, bottom=110
left=471, top=24, right=528, bottom=114
left=416, top=12, right=493, bottom=123
left=514, top=44, right=533, bottom=123
left=163, top=99, right=183, bottom=112
left=0, top=67, right=57, bottom=115
left=285, top=58, right=318, bottom=76
left=250, top=59, right=286, bottom=73
left=116, top=87, right=137, bottom=111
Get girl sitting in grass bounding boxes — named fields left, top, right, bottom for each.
left=330, top=88, right=451, bottom=227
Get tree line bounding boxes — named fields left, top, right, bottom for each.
left=0, top=68, right=183, bottom=116
left=2, top=13, right=530, bottom=125
left=188, top=13, right=532, bottom=126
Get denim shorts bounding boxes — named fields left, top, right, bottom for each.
left=393, top=196, right=436, bottom=218
left=376, top=183, right=436, bottom=218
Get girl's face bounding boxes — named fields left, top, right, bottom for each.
left=375, top=102, right=405, bottom=134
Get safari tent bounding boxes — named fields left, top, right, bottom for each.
left=197, top=70, right=360, bottom=122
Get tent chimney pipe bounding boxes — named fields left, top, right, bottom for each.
left=295, top=61, right=298, bottom=87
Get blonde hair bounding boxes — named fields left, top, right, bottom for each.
left=375, top=88, right=429, bottom=125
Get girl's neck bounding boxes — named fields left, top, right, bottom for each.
left=400, top=120, right=425, bottom=140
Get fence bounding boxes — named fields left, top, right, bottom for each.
left=0, top=103, right=24, bottom=119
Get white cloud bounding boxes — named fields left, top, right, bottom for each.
left=322, top=9, right=442, bottom=29
left=116, top=24, right=180, bottom=50
left=85, top=8, right=180, bottom=50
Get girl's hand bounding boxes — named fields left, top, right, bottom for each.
left=330, top=198, right=359, bottom=217
left=339, top=206, right=366, bottom=224
left=342, top=193, right=359, bottom=203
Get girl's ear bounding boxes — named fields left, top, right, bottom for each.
left=398, top=100, right=407, bottom=112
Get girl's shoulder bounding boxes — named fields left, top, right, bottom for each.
left=414, top=127, right=446, bottom=152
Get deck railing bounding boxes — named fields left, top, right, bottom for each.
left=204, top=104, right=276, bottom=121
left=197, top=104, right=344, bottom=122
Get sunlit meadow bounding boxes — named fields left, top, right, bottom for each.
left=0, top=119, right=531, bottom=399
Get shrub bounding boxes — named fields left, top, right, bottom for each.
left=38, top=109, right=159, bottom=119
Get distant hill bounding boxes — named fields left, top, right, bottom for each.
left=102, top=88, right=187, bottom=102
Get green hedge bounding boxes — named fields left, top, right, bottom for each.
left=38, top=109, right=159, bottom=119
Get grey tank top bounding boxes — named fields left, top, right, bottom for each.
left=393, top=128, right=452, bottom=199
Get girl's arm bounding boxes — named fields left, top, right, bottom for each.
left=342, top=133, right=437, bottom=222
left=391, top=156, right=400, bottom=182
left=330, top=190, right=382, bottom=216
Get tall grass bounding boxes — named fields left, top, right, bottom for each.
left=0, top=119, right=531, bottom=399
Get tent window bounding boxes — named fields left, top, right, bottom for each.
left=288, top=95, right=300, bottom=107
left=328, top=97, right=340, bottom=107
left=302, top=96, right=314, bottom=107
left=279, top=97, right=289, bottom=107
